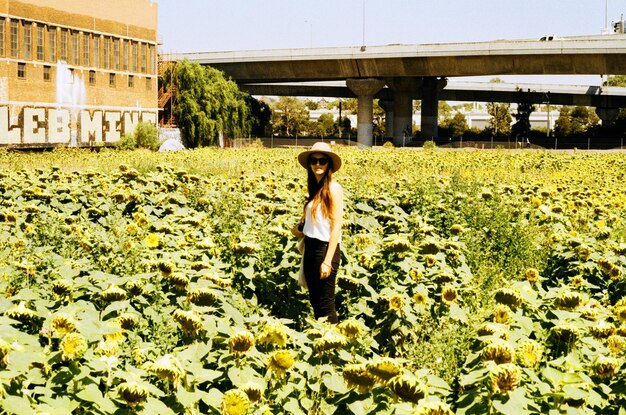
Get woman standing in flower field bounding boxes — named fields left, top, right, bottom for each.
left=292, top=142, right=344, bottom=324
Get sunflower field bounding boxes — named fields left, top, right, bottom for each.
left=0, top=146, right=625, bottom=415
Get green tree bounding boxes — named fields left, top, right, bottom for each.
left=554, top=106, right=573, bottom=137
left=511, top=88, right=536, bottom=140
left=448, top=112, right=469, bottom=138
left=554, top=106, right=600, bottom=137
left=246, top=96, right=272, bottom=137
left=173, top=60, right=250, bottom=148
left=270, top=97, right=310, bottom=137
left=316, top=113, right=336, bottom=139
left=486, top=102, right=512, bottom=137
left=603, top=75, right=626, bottom=87
left=304, top=99, right=319, bottom=110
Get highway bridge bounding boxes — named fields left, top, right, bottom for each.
left=172, top=35, right=626, bottom=146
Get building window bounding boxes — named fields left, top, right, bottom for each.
left=140, top=43, right=147, bottom=73
left=93, top=36, right=99, bottom=67
left=132, top=42, right=138, bottom=72
left=123, top=40, right=128, bottom=71
left=146, top=77, right=152, bottom=90
left=69, top=68, right=75, bottom=83
left=103, top=36, right=110, bottom=69
left=49, top=26, right=56, bottom=62
left=71, top=31, right=79, bottom=65
left=113, top=38, right=119, bottom=70
left=82, top=33, right=89, bottom=66
left=10, top=20, right=18, bottom=58
left=43, top=65, right=51, bottom=81
left=109, top=72, right=115, bottom=87
left=89, top=70, right=95, bottom=85
left=0, top=17, right=5, bottom=57
left=18, top=62, right=25, bottom=78
left=60, top=28, right=68, bottom=61
left=36, top=25, right=44, bottom=60
left=128, top=74, right=134, bottom=88
left=149, top=45, right=155, bottom=74
left=23, top=22, right=32, bottom=59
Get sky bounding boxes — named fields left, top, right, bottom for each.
left=156, top=0, right=625, bottom=86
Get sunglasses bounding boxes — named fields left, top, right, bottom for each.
left=309, top=157, right=329, bottom=166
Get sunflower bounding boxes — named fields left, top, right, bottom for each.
left=366, top=357, right=402, bottom=383
left=524, top=268, right=539, bottom=282
left=489, top=363, right=521, bottom=394
left=494, top=288, right=523, bottom=309
left=413, top=401, right=454, bottom=415
left=387, top=293, right=404, bottom=311
left=241, top=382, right=263, bottom=402
left=173, top=310, right=204, bottom=336
left=606, top=335, right=625, bottom=355
left=221, top=389, right=250, bottom=415
left=144, top=233, right=161, bottom=248
left=386, top=374, right=427, bottom=403
left=257, top=323, right=289, bottom=347
left=51, top=315, right=77, bottom=336
left=343, top=364, right=377, bottom=393
left=267, top=350, right=294, bottom=376
left=482, top=339, right=514, bottom=364
left=229, top=331, right=255, bottom=355
left=492, top=305, right=512, bottom=325
left=516, top=339, right=543, bottom=368
left=593, top=355, right=620, bottom=379
left=336, top=319, right=364, bottom=339
left=144, top=354, right=184, bottom=386
left=413, top=290, right=429, bottom=308
left=118, top=381, right=149, bottom=408
left=0, top=339, right=10, bottom=368
left=60, top=333, right=88, bottom=361
left=441, top=285, right=457, bottom=305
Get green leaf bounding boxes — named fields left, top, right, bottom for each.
left=139, top=397, right=177, bottom=415
left=449, top=303, right=468, bottom=323
left=348, top=398, right=375, bottom=415
left=323, top=372, right=348, bottom=394
left=1, top=395, right=36, bottom=415
left=76, top=383, right=103, bottom=403
left=492, top=388, right=530, bottom=415
left=176, top=388, right=204, bottom=407
left=284, top=398, right=306, bottom=415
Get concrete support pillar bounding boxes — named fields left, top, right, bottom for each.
left=387, top=78, right=420, bottom=146
left=378, top=99, right=394, bottom=142
left=346, top=78, right=385, bottom=147
left=420, top=77, right=447, bottom=141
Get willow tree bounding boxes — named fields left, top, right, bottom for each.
left=173, top=60, right=250, bottom=147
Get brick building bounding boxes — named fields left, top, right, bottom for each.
left=0, top=0, right=158, bottom=147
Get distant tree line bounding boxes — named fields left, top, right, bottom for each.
left=161, top=62, right=626, bottom=148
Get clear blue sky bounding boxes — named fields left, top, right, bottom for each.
left=156, top=0, right=624, bottom=86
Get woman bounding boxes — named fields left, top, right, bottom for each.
left=292, top=142, right=343, bottom=324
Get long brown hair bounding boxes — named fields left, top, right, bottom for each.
left=306, top=157, right=335, bottom=224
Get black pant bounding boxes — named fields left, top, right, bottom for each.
left=303, top=236, right=340, bottom=324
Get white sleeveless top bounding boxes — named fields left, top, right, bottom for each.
left=303, top=182, right=342, bottom=243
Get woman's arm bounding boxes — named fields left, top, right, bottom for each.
left=291, top=212, right=306, bottom=238
left=320, top=182, right=343, bottom=278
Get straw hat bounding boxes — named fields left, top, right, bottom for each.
left=297, top=142, right=342, bottom=172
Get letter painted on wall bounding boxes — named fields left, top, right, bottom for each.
left=0, top=106, right=21, bottom=144
left=23, top=108, right=47, bottom=144
left=0, top=105, right=157, bottom=146
left=80, top=110, right=103, bottom=143
left=48, top=109, right=71, bottom=143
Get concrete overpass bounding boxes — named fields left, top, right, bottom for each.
left=172, top=35, right=626, bottom=146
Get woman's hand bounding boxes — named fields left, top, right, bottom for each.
left=291, top=221, right=304, bottom=238
left=320, top=262, right=332, bottom=279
